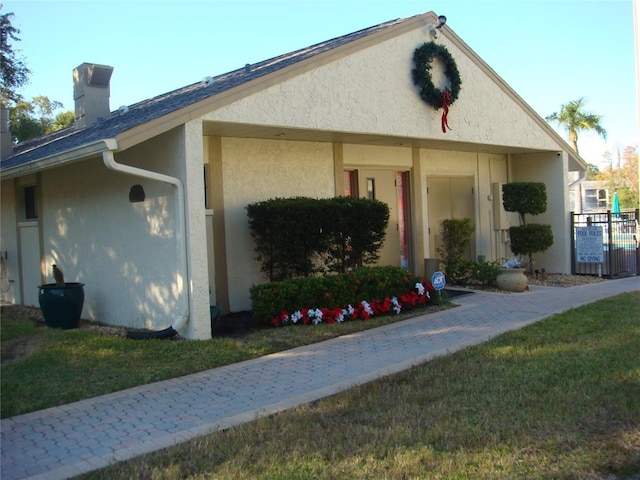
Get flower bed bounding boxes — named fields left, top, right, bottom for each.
left=250, top=266, right=437, bottom=326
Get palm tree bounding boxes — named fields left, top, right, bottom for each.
left=545, top=97, right=607, bottom=155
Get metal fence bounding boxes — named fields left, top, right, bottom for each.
left=570, top=209, right=639, bottom=278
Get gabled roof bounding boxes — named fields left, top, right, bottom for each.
left=1, top=16, right=406, bottom=172
left=1, top=11, right=585, bottom=176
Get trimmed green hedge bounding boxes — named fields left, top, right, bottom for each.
left=246, top=197, right=389, bottom=281
left=250, top=266, right=438, bottom=324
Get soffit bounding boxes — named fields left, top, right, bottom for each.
left=202, top=121, right=553, bottom=156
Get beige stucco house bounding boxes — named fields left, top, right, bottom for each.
left=0, top=12, right=586, bottom=339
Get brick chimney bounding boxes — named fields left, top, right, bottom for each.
left=0, top=108, right=12, bottom=159
left=73, top=63, right=114, bottom=128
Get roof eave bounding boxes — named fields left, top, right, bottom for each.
left=0, top=138, right=118, bottom=179
left=568, top=150, right=588, bottom=171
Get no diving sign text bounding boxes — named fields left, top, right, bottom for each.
left=576, top=226, right=603, bottom=263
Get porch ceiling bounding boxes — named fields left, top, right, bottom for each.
left=202, top=120, right=558, bottom=158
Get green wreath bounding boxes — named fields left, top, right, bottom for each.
left=412, top=42, right=461, bottom=109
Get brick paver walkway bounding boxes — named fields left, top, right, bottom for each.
left=1, top=276, right=638, bottom=480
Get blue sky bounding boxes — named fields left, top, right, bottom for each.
left=4, top=0, right=638, bottom=168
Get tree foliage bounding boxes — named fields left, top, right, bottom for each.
left=585, top=163, right=600, bottom=180
left=546, top=97, right=607, bottom=155
left=597, top=146, right=639, bottom=209
left=9, top=96, right=74, bottom=143
left=436, top=218, right=474, bottom=284
left=1, top=5, right=30, bottom=107
left=0, top=7, right=73, bottom=144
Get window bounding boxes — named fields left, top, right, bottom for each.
left=203, top=165, right=210, bottom=209
left=597, top=189, right=607, bottom=208
left=344, top=171, right=357, bottom=197
left=584, top=188, right=607, bottom=210
left=24, top=186, right=37, bottom=220
left=366, top=178, right=375, bottom=200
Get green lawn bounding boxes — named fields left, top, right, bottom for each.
left=0, top=302, right=450, bottom=418
left=79, top=292, right=640, bottom=479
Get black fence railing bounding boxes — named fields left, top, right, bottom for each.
left=570, top=209, right=639, bottom=278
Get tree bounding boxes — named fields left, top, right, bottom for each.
left=585, top=163, right=600, bottom=180
left=436, top=218, right=474, bottom=284
left=618, top=146, right=639, bottom=208
left=1, top=5, right=30, bottom=107
left=9, top=96, right=74, bottom=143
left=598, top=146, right=639, bottom=209
left=545, top=97, right=607, bottom=155
left=53, top=110, right=75, bottom=131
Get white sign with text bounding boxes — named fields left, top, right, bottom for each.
left=576, top=226, right=604, bottom=263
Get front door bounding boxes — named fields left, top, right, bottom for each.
left=426, top=176, right=475, bottom=260
left=356, top=169, right=410, bottom=268
left=17, top=183, right=42, bottom=306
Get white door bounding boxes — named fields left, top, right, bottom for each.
left=18, top=222, right=41, bottom=306
left=426, top=176, right=475, bottom=260
left=17, top=183, right=43, bottom=307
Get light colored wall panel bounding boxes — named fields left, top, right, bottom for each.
left=511, top=152, right=570, bottom=273
left=207, top=29, right=559, bottom=151
left=221, top=137, right=335, bottom=312
left=0, top=179, right=19, bottom=304
left=342, top=144, right=412, bottom=168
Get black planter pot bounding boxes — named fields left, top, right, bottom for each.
left=38, top=283, right=85, bottom=329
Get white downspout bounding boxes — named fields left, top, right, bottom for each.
left=101, top=140, right=190, bottom=333
left=569, top=170, right=587, bottom=213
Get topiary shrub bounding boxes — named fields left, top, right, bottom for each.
left=501, top=182, right=547, bottom=224
left=502, top=182, right=554, bottom=273
left=507, top=224, right=554, bottom=266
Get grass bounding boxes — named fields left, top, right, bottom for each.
left=77, top=292, right=640, bottom=479
left=0, top=302, right=450, bottom=418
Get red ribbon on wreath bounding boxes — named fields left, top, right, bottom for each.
left=441, top=90, right=452, bottom=133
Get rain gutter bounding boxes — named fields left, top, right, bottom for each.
left=101, top=139, right=190, bottom=336
left=1, top=140, right=114, bottom=179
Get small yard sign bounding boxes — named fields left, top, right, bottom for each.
left=576, top=226, right=604, bottom=263
left=431, top=271, right=446, bottom=290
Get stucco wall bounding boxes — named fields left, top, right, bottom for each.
left=419, top=149, right=512, bottom=262
left=6, top=126, right=210, bottom=338
left=0, top=179, right=19, bottom=304
left=212, top=140, right=571, bottom=312
left=342, top=144, right=412, bottom=168
left=182, top=119, right=211, bottom=340
left=206, top=28, right=559, bottom=152
left=112, top=123, right=210, bottom=339
left=219, top=137, right=334, bottom=312
left=510, top=152, right=571, bottom=273
left=39, top=157, right=178, bottom=329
